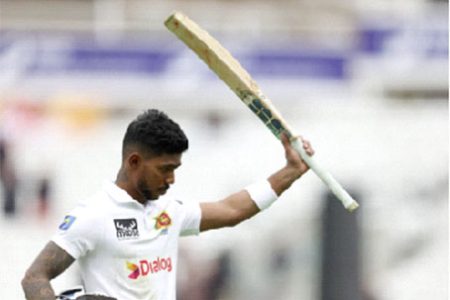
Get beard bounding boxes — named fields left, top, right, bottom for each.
left=137, top=179, right=156, bottom=200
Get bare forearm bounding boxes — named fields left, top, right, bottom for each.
left=267, top=134, right=313, bottom=196
left=200, top=190, right=259, bottom=231
left=22, top=275, right=55, bottom=300
left=22, top=241, right=75, bottom=300
left=268, top=165, right=302, bottom=196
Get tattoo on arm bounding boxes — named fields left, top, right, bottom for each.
left=22, top=241, right=75, bottom=300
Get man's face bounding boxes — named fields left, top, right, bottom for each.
left=130, top=153, right=182, bottom=201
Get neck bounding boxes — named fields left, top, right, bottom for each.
left=114, top=170, right=128, bottom=192
left=115, top=168, right=146, bottom=204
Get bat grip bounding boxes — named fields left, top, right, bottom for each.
left=291, top=139, right=359, bottom=212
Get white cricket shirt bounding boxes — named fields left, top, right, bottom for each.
left=52, top=182, right=202, bottom=300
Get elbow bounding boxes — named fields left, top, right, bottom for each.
left=21, top=270, right=35, bottom=290
left=21, top=269, right=47, bottom=291
left=21, top=270, right=55, bottom=299
left=21, top=272, right=31, bottom=291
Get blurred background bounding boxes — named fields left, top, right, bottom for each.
left=0, top=0, right=448, bottom=299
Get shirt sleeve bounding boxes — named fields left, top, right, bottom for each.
left=51, top=205, right=100, bottom=259
left=178, top=201, right=202, bottom=237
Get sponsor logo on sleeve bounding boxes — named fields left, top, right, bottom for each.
left=59, top=215, right=76, bottom=230
left=114, top=218, right=139, bottom=240
left=126, top=257, right=173, bottom=280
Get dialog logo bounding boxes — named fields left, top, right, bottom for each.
left=126, top=261, right=140, bottom=279
left=114, top=218, right=139, bottom=240
left=126, top=257, right=173, bottom=280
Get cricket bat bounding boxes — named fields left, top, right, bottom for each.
left=165, top=12, right=359, bottom=212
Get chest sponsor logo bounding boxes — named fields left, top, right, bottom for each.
left=114, top=218, right=139, bottom=240
left=126, top=257, right=173, bottom=280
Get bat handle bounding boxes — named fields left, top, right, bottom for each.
left=290, top=138, right=359, bottom=212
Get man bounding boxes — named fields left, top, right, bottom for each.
left=22, top=109, right=314, bottom=300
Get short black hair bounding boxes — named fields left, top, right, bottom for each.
left=122, top=109, right=188, bottom=158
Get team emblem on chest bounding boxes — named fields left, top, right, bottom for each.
left=154, top=211, right=172, bottom=230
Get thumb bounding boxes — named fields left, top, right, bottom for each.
left=280, top=132, right=291, bottom=148
left=280, top=132, right=298, bottom=158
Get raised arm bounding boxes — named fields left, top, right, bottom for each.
left=22, top=241, right=75, bottom=300
left=199, top=134, right=314, bottom=232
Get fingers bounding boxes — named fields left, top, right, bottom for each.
left=281, top=132, right=314, bottom=156
left=301, top=138, right=314, bottom=156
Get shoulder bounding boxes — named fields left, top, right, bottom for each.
left=59, top=189, right=110, bottom=229
left=158, top=196, right=201, bottom=218
left=77, top=189, right=111, bottom=214
left=150, top=197, right=197, bottom=223
left=153, top=196, right=191, bottom=212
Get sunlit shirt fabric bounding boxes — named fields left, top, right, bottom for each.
left=52, top=181, right=201, bottom=300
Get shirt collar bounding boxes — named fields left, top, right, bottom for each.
left=103, top=181, right=142, bottom=205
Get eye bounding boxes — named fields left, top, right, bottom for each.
left=158, top=163, right=180, bottom=174
left=159, top=165, right=174, bottom=173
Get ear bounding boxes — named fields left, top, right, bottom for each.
left=127, top=152, right=142, bottom=169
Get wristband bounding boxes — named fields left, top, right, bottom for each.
left=245, top=180, right=278, bottom=210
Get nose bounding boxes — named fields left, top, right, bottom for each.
left=165, top=172, right=175, bottom=185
